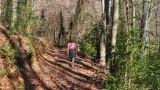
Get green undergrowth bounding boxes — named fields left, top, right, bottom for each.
left=0, top=70, right=7, bottom=78
left=0, top=36, right=34, bottom=74
left=79, top=22, right=101, bottom=61
left=105, top=28, right=160, bottom=90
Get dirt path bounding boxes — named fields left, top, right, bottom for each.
left=23, top=41, right=108, bottom=90
left=0, top=27, right=108, bottom=90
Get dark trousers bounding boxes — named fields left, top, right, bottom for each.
left=71, top=57, right=75, bottom=68
left=69, top=49, right=76, bottom=68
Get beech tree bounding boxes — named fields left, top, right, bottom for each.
left=110, top=0, right=119, bottom=67
left=100, top=0, right=107, bottom=66
left=11, top=0, right=18, bottom=29
left=141, top=0, right=150, bottom=46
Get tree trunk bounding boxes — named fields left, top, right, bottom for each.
left=105, top=0, right=112, bottom=70
left=141, top=0, right=149, bottom=47
left=110, top=0, right=119, bottom=67
left=0, top=0, right=1, bottom=14
left=100, top=0, right=106, bottom=66
left=131, top=0, right=136, bottom=28
left=11, top=0, right=18, bottom=30
left=125, top=0, right=130, bottom=32
left=100, top=30, right=106, bottom=66
left=155, top=0, right=160, bottom=53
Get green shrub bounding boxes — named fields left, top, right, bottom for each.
left=80, top=23, right=100, bottom=60
left=106, top=28, right=151, bottom=90
left=80, top=41, right=97, bottom=59
left=105, top=75, right=119, bottom=90
left=147, top=55, right=160, bottom=90
left=0, top=44, right=25, bottom=70
left=0, top=45, right=15, bottom=62
left=17, top=82, right=25, bottom=89
left=0, top=70, right=7, bottom=78
left=14, top=50, right=24, bottom=70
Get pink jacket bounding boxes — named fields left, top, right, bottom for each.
left=67, top=43, right=76, bottom=54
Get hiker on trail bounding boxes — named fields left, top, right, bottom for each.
left=67, top=39, right=77, bottom=68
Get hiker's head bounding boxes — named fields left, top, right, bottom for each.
left=69, top=39, right=74, bottom=43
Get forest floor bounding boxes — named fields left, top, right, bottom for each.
left=0, top=27, right=108, bottom=90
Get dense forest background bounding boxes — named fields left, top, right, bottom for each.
left=0, top=0, right=160, bottom=90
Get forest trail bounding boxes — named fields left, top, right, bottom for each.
left=0, top=27, right=108, bottom=90
left=26, top=39, right=108, bottom=90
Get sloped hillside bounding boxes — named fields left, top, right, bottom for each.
left=0, top=27, right=24, bottom=90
